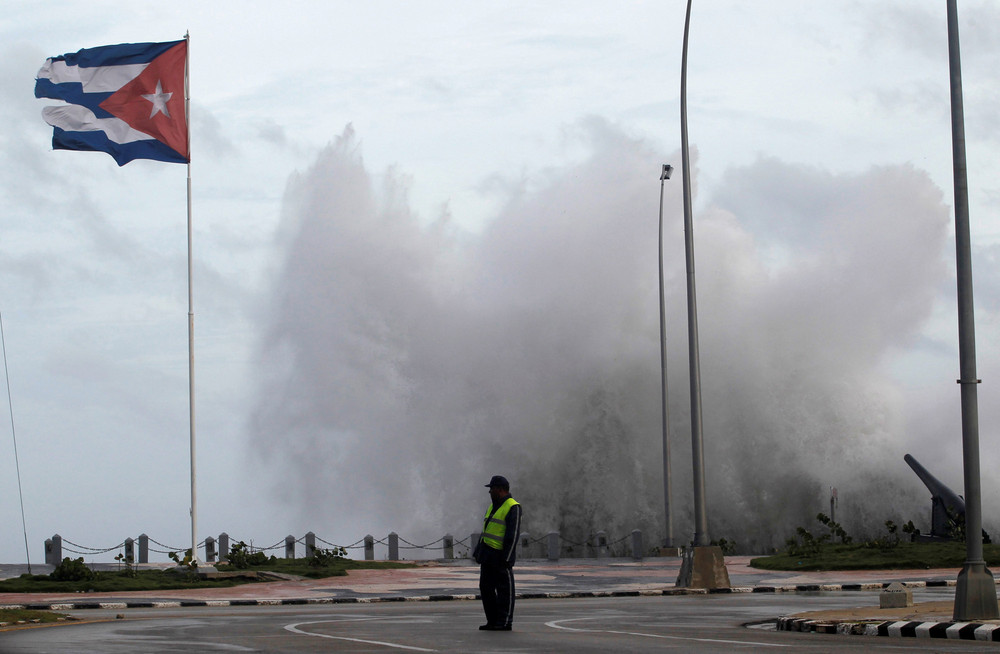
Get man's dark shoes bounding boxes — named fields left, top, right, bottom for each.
left=479, top=624, right=495, bottom=630
left=479, top=624, right=512, bottom=631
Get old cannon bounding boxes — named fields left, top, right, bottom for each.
left=904, top=453, right=965, bottom=541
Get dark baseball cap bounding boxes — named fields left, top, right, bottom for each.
left=485, top=475, right=509, bottom=489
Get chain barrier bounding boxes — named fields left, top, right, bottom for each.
left=50, top=531, right=644, bottom=559
left=315, top=535, right=366, bottom=550
left=146, top=546, right=177, bottom=555
left=146, top=537, right=184, bottom=551
left=558, top=535, right=588, bottom=547
left=398, top=536, right=446, bottom=550
left=145, top=537, right=207, bottom=552
left=61, top=543, right=124, bottom=556
left=60, top=538, right=126, bottom=555
left=556, top=533, right=629, bottom=547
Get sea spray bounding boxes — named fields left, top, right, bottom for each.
left=249, top=122, right=959, bottom=554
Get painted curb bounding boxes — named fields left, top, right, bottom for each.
left=769, top=577, right=1000, bottom=640
left=776, top=616, right=1000, bottom=641
left=0, top=588, right=699, bottom=611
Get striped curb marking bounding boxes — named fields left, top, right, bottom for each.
left=0, top=579, right=958, bottom=611
left=777, top=616, right=1000, bottom=641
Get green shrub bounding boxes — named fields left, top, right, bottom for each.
left=785, top=526, right=829, bottom=558
left=50, top=557, right=96, bottom=582
left=226, top=541, right=274, bottom=569
left=168, top=548, right=197, bottom=571
left=816, top=513, right=852, bottom=544
left=309, top=546, right=348, bottom=567
left=864, top=520, right=900, bottom=552
left=711, top=538, right=737, bottom=555
left=114, top=553, right=137, bottom=578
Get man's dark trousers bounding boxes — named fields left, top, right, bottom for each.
left=479, top=559, right=515, bottom=627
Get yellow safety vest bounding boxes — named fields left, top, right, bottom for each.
left=482, top=497, right=519, bottom=550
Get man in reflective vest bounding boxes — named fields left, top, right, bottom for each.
left=473, top=475, right=522, bottom=631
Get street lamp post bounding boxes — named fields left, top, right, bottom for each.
left=673, top=0, right=729, bottom=590
left=946, top=0, right=999, bottom=621
left=659, top=163, right=674, bottom=549
left=678, top=0, right=709, bottom=550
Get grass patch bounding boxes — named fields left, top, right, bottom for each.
left=0, top=608, right=70, bottom=626
left=750, top=541, right=1000, bottom=571
left=217, top=557, right=415, bottom=579
left=0, top=558, right=417, bottom=594
left=0, top=569, right=249, bottom=594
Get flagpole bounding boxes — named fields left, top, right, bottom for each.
left=1, top=312, right=33, bottom=574
left=184, top=31, right=198, bottom=567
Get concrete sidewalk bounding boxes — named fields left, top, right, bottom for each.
left=1, top=556, right=997, bottom=640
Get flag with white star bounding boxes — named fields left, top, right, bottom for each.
left=35, top=39, right=189, bottom=166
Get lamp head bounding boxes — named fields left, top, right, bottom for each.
left=660, top=164, right=673, bottom=181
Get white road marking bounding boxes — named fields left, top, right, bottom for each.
left=284, top=618, right=438, bottom=652
left=139, top=640, right=256, bottom=652
left=545, top=616, right=793, bottom=648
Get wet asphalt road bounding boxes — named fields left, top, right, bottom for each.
left=1, top=587, right=993, bottom=653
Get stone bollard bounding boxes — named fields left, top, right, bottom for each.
left=631, top=530, right=643, bottom=560
left=219, top=533, right=230, bottom=563
left=205, top=537, right=216, bottom=563
left=547, top=531, right=560, bottom=561
left=51, top=534, right=63, bottom=564
left=364, top=535, right=374, bottom=561
left=285, top=535, right=296, bottom=559
left=124, top=537, right=135, bottom=563
left=443, top=534, right=454, bottom=559
left=594, top=531, right=608, bottom=558
left=139, top=534, right=149, bottom=564
left=880, top=582, right=913, bottom=608
left=305, top=532, right=316, bottom=558
left=388, top=532, right=399, bottom=561
left=44, top=538, right=53, bottom=566
left=519, top=532, right=531, bottom=559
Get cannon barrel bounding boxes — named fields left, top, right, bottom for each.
left=904, top=453, right=965, bottom=518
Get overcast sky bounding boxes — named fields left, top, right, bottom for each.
left=1, top=1, right=999, bottom=563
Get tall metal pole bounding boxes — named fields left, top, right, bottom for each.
left=679, top=0, right=709, bottom=547
left=659, top=164, right=674, bottom=549
left=1, top=313, right=32, bottom=573
left=946, top=0, right=998, bottom=621
left=185, top=31, right=199, bottom=567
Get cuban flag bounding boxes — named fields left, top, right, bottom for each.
left=35, top=39, right=189, bottom=166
